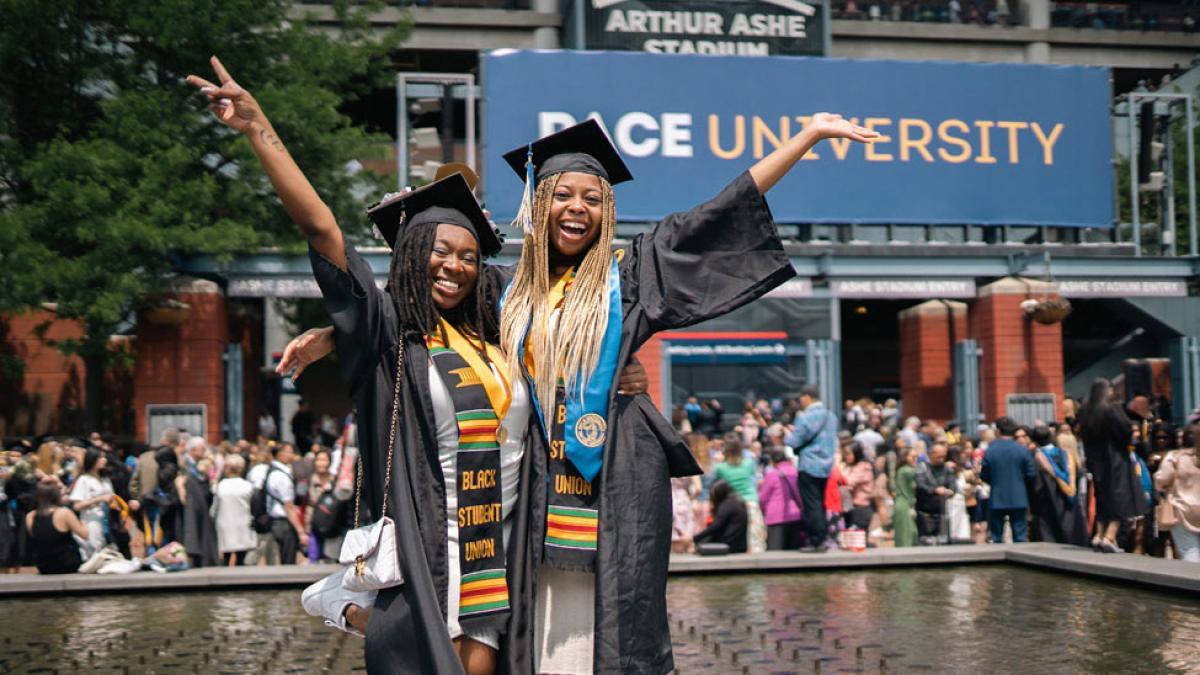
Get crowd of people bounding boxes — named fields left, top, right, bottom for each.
left=833, top=0, right=1198, bottom=32
left=4, top=375, right=1199, bottom=575
left=1050, top=1, right=1198, bottom=32
left=669, top=379, right=1200, bottom=562
left=834, top=0, right=1021, bottom=26
left=0, top=413, right=362, bottom=575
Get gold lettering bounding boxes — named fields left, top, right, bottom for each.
left=898, top=119, right=934, bottom=162
left=464, top=537, right=496, bottom=562
left=974, top=121, right=998, bottom=164
left=461, top=469, right=497, bottom=491
left=936, top=119, right=971, bottom=164
left=1030, top=122, right=1064, bottom=165
left=708, top=114, right=745, bottom=160
left=863, top=117, right=893, bottom=162
left=556, top=404, right=566, bottom=425
left=555, top=474, right=593, bottom=496
left=458, top=503, right=502, bottom=528
left=825, top=117, right=859, bottom=161
left=549, top=440, right=565, bottom=461
left=794, top=116, right=819, bottom=160
left=752, top=115, right=789, bottom=160
left=997, top=121, right=1028, bottom=164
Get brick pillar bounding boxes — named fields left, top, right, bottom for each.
left=0, top=310, right=85, bottom=436
left=898, top=300, right=968, bottom=422
left=635, top=334, right=667, bottom=412
left=972, top=277, right=1065, bottom=422
left=133, top=278, right=228, bottom=443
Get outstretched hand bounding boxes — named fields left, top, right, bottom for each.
left=807, top=112, right=879, bottom=144
left=186, top=56, right=263, bottom=134
left=276, top=326, right=336, bottom=381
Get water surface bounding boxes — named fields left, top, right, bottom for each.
left=2, top=565, right=1196, bottom=673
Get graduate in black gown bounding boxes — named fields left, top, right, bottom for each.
left=189, top=59, right=527, bottom=675
left=495, top=117, right=878, bottom=674
left=1080, top=378, right=1147, bottom=553
left=1028, top=425, right=1089, bottom=546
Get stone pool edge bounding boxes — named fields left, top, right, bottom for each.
left=2, top=543, right=1197, bottom=597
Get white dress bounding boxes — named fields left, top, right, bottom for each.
left=212, top=477, right=256, bottom=553
left=533, top=304, right=596, bottom=674
left=946, top=475, right=972, bottom=543
left=69, top=474, right=112, bottom=553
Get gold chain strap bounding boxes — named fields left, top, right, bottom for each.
left=353, top=338, right=405, bottom=527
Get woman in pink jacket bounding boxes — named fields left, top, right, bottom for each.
left=758, top=447, right=804, bottom=550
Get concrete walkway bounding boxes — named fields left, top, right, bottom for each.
left=2, top=543, right=1197, bottom=597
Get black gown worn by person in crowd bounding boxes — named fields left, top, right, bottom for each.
left=1029, top=460, right=1089, bottom=546
left=1080, top=401, right=1147, bottom=522
left=310, top=170, right=793, bottom=674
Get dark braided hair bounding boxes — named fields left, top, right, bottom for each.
left=385, top=222, right=500, bottom=349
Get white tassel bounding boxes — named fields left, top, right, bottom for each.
left=509, top=145, right=535, bottom=235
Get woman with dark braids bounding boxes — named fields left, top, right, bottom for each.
left=496, top=117, right=877, bottom=674
left=187, top=57, right=534, bottom=675
left=188, top=58, right=647, bottom=675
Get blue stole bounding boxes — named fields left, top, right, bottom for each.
left=500, top=257, right=623, bottom=482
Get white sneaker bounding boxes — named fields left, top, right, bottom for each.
left=301, top=569, right=375, bottom=637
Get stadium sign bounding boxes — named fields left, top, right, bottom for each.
left=584, top=0, right=828, bottom=56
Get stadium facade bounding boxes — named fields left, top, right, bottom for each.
left=5, top=0, right=1199, bottom=442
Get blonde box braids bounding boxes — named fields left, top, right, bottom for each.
left=500, top=173, right=618, bottom=424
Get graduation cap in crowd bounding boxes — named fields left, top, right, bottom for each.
left=502, top=119, right=633, bottom=234
left=367, top=171, right=503, bottom=258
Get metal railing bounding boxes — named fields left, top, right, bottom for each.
left=1124, top=92, right=1197, bottom=258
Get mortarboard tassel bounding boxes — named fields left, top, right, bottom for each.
left=510, top=144, right=535, bottom=236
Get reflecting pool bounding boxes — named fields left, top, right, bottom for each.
left=2, top=565, right=1197, bottom=673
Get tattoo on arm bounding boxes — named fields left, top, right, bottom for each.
left=259, top=128, right=285, bottom=153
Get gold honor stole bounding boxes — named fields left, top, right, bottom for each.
left=426, top=320, right=513, bottom=626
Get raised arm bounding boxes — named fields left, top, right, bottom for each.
left=749, top=113, right=879, bottom=194
left=275, top=326, right=336, bottom=381
left=187, top=56, right=347, bottom=270
left=624, top=115, right=877, bottom=338
left=273, top=323, right=651, bottom=393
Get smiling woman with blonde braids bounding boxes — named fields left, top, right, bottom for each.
left=496, top=116, right=878, bottom=674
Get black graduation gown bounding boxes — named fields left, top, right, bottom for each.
left=1029, top=465, right=1089, bottom=547
left=1080, top=404, right=1147, bottom=521
left=494, top=171, right=795, bottom=674
left=310, top=245, right=539, bottom=675
left=179, top=473, right=219, bottom=567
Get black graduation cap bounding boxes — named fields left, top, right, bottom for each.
left=502, top=119, right=633, bottom=186
left=367, top=172, right=502, bottom=257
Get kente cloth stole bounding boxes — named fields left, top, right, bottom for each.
left=426, top=320, right=513, bottom=628
left=501, top=259, right=623, bottom=571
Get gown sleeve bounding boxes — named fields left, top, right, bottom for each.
left=308, top=242, right=397, bottom=398
left=620, top=170, right=795, bottom=336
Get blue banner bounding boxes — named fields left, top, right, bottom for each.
left=482, top=50, right=1113, bottom=228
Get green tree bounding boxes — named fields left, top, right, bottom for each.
left=0, top=0, right=407, bottom=432
left=1115, top=83, right=1199, bottom=256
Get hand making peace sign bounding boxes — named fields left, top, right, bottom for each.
left=186, top=56, right=264, bottom=135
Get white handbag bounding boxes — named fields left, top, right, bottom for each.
left=339, top=341, right=406, bottom=592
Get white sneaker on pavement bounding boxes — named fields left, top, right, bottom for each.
left=301, top=569, right=376, bottom=637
